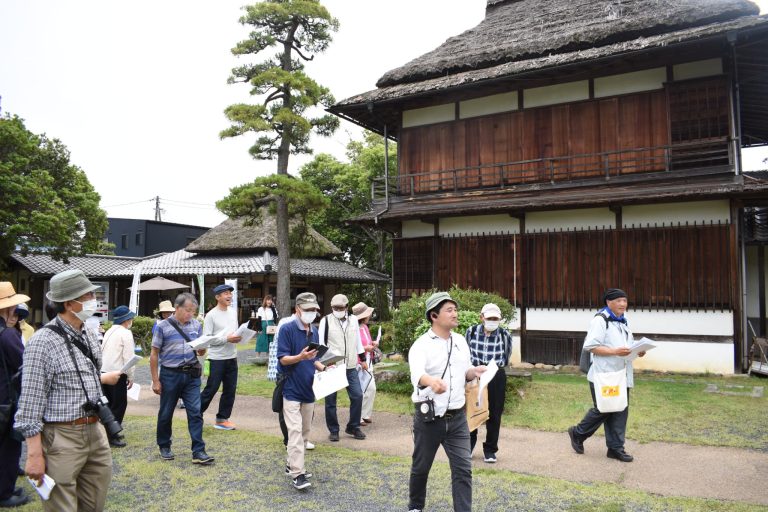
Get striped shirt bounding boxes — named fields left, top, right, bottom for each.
left=151, top=316, right=201, bottom=368
left=14, top=317, right=104, bottom=438
left=465, top=324, right=514, bottom=367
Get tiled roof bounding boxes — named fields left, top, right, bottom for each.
left=10, top=253, right=141, bottom=277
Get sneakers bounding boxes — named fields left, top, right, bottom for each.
left=483, top=453, right=497, bottom=463
left=285, top=464, right=312, bottom=479
left=607, top=448, right=634, bottom=462
left=305, top=441, right=315, bottom=450
left=568, top=426, right=584, bottom=454
left=177, top=400, right=185, bottom=409
left=345, top=427, right=366, bottom=440
left=329, top=432, right=339, bottom=442
left=159, top=447, right=175, bottom=460
left=214, top=420, right=236, bottom=430
left=192, top=451, right=215, bottom=465
left=292, top=474, right=311, bottom=490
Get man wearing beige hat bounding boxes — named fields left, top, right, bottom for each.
left=318, top=294, right=366, bottom=441
left=0, top=282, right=31, bottom=507
left=15, top=269, right=122, bottom=511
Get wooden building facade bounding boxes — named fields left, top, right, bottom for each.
left=331, top=0, right=768, bottom=372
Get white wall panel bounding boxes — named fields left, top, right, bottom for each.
left=401, top=220, right=435, bottom=238
left=525, top=208, right=613, bottom=232
left=402, top=103, right=455, bottom=128
left=439, top=215, right=520, bottom=236
left=621, top=200, right=730, bottom=227
left=632, top=340, right=734, bottom=374
left=673, top=58, right=723, bottom=81
left=459, top=92, right=518, bottom=119
left=594, top=67, right=666, bottom=98
left=524, top=81, right=589, bottom=108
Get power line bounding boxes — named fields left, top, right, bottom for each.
left=102, top=198, right=154, bottom=208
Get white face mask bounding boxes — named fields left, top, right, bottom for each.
left=73, top=299, right=98, bottom=322
left=300, top=311, right=317, bottom=325
left=484, top=320, right=500, bottom=332
left=332, top=310, right=347, bottom=320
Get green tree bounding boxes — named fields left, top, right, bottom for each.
left=300, top=132, right=396, bottom=318
left=0, top=114, right=111, bottom=270
left=221, top=0, right=340, bottom=316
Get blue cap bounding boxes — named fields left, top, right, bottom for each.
left=113, top=305, right=136, bottom=324
left=213, top=284, right=234, bottom=295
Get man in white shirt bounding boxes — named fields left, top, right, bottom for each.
left=101, top=305, right=137, bottom=447
left=407, top=292, right=487, bottom=512
left=199, top=284, right=241, bottom=430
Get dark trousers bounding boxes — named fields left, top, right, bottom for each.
left=157, top=367, right=205, bottom=454
left=200, top=358, right=238, bottom=421
left=279, top=410, right=288, bottom=446
left=573, top=382, right=630, bottom=451
left=409, top=411, right=472, bottom=512
left=0, top=433, right=21, bottom=500
left=102, top=373, right=128, bottom=425
left=470, top=369, right=506, bottom=455
left=324, top=368, right=363, bottom=433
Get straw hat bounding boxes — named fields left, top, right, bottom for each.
left=0, top=282, right=30, bottom=310
left=351, top=302, right=374, bottom=320
left=156, top=300, right=175, bottom=313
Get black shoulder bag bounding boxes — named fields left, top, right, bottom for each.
left=0, top=327, right=23, bottom=441
left=414, top=337, right=453, bottom=423
left=167, top=319, right=203, bottom=378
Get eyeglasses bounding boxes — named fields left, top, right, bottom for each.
left=331, top=306, right=347, bottom=311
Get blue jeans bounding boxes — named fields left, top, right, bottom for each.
left=157, top=366, right=206, bottom=454
left=324, top=368, right=363, bottom=432
left=200, top=358, right=238, bottom=421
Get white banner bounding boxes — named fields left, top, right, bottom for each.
left=128, top=263, right=142, bottom=314
left=225, top=278, right=238, bottom=313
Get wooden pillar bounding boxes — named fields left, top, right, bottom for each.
left=759, top=245, right=766, bottom=337
left=730, top=200, right=745, bottom=372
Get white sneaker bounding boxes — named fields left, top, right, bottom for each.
left=305, top=441, right=315, bottom=450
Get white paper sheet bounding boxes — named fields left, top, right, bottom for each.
left=312, top=364, right=349, bottom=401
left=127, top=382, right=141, bottom=401
left=188, top=329, right=226, bottom=350
left=28, top=474, right=56, bottom=501
left=623, top=337, right=657, bottom=361
left=357, top=367, right=373, bottom=393
left=476, top=359, right=499, bottom=407
left=234, top=322, right=257, bottom=344
left=120, top=355, right=143, bottom=374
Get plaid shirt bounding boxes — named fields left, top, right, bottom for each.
left=465, top=324, right=513, bottom=367
left=14, top=317, right=104, bottom=438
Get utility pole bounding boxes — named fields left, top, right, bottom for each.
left=154, top=196, right=162, bottom=222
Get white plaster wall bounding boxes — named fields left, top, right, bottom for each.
left=524, top=80, right=589, bottom=108
left=594, top=67, right=666, bottom=98
left=621, top=200, right=730, bottom=227
left=746, top=246, right=768, bottom=318
left=510, top=335, right=522, bottom=364
left=631, top=340, right=734, bottom=374
left=439, top=215, right=520, bottom=236
left=402, top=103, right=455, bottom=128
left=526, top=308, right=733, bottom=335
left=525, top=208, right=613, bottom=232
left=673, top=58, right=723, bottom=81
left=459, top=91, right=518, bottom=119
left=401, top=220, right=435, bottom=238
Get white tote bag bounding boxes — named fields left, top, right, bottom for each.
left=593, top=368, right=628, bottom=413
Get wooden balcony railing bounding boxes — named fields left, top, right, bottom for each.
left=373, top=138, right=731, bottom=202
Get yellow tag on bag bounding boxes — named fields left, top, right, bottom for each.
left=601, top=385, right=621, bottom=397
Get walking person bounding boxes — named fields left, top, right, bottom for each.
left=408, top=292, right=487, bottom=512
left=101, top=305, right=137, bottom=447
left=15, top=270, right=122, bottom=511
left=277, top=293, right=325, bottom=490
left=199, top=284, right=241, bottom=431
left=352, top=302, right=377, bottom=426
left=0, top=283, right=29, bottom=508
left=465, top=303, right=514, bottom=463
left=255, top=295, right=278, bottom=357
left=567, top=288, right=645, bottom=462
left=319, top=294, right=366, bottom=441
left=150, top=292, right=214, bottom=465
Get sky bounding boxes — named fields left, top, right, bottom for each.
left=1, top=1, right=766, bottom=228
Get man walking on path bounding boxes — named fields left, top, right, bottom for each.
left=318, top=294, right=366, bottom=441
left=465, top=303, right=514, bottom=463
left=277, top=293, right=325, bottom=490
left=150, top=292, right=214, bottom=465
left=200, top=284, right=241, bottom=430
left=408, top=291, right=487, bottom=512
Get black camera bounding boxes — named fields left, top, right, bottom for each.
left=83, top=397, right=123, bottom=440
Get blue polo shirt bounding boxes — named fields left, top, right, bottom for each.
left=277, top=317, right=318, bottom=404
left=151, top=316, right=201, bottom=368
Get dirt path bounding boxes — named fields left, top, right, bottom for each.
left=126, top=387, right=768, bottom=506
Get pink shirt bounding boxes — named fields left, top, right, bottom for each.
left=359, top=324, right=373, bottom=347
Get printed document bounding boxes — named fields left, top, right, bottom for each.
left=28, top=474, right=55, bottom=501
left=127, top=383, right=141, bottom=401
left=476, top=359, right=499, bottom=407
left=312, top=364, right=349, bottom=401
left=120, top=355, right=143, bottom=374
left=624, top=337, right=657, bottom=361
left=234, top=322, right=257, bottom=344
left=188, top=329, right=226, bottom=350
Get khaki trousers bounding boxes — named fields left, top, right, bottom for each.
left=41, top=422, right=112, bottom=512
left=283, top=399, right=314, bottom=478
left=361, top=373, right=377, bottom=420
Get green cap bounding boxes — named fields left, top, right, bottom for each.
left=425, top=291, right=458, bottom=320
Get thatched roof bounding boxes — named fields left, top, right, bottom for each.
left=377, top=0, right=760, bottom=88
left=185, top=215, right=342, bottom=257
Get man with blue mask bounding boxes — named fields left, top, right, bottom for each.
left=465, top=303, right=514, bottom=463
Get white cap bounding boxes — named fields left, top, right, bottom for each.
left=481, top=303, right=501, bottom=318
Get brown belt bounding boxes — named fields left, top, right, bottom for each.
left=47, top=416, right=98, bottom=426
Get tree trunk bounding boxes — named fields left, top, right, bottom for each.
left=275, top=195, right=291, bottom=318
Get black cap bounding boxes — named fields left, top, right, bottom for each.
left=603, top=288, right=627, bottom=304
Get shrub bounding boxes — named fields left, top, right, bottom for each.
left=131, top=316, right=156, bottom=354
left=392, top=285, right=516, bottom=360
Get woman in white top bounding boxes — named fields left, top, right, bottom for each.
left=255, top=295, right=278, bottom=357
left=101, top=305, right=137, bottom=447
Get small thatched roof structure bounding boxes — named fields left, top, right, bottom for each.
left=185, top=215, right=342, bottom=257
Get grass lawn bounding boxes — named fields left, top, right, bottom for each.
left=14, top=416, right=766, bottom=511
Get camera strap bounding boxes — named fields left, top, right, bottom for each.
left=44, top=324, right=101, bottom=406
left=416, top=334, right=453, bottom=398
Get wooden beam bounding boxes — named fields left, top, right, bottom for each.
left=609, top=206, right=623, bottom=229
left=759, top=244, right=766, bottom=337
